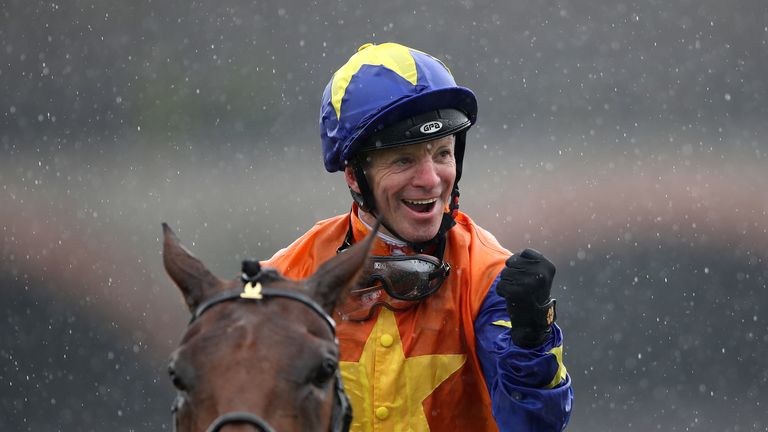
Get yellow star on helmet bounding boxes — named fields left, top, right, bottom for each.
left=339, top=309, right=466, bottom=431
left=331, top=43, right=419, bottom=119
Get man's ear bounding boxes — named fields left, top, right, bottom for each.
left=344, top=166, right=361, bottom=194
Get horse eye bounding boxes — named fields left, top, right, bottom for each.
left=312, top=358, right=337, bottom=387
left=168, top=364, right=187, bottom=391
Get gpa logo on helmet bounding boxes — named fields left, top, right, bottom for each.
left=419, top=121, right=443, bottom=134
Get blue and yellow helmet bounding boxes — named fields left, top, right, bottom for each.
left=319, top=42, right=478, bottom=173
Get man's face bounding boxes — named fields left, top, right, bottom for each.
left=347, top=135, right=457, bottom=243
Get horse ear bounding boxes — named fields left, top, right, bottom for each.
left=162, top=223, right=222, bottom=313
left=305, top=224, right=378, bottom=314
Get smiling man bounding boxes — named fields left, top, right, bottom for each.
left=263, top=42, right=573, bottom=431
left=346, top=134, right=457, bottom=243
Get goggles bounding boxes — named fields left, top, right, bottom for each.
left=337, top=254, right=451, bottom=321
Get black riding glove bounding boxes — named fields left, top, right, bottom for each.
left=496, top=248, right=557, bottom=348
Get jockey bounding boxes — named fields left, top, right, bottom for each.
left=264, top=42, right=572, bottom=431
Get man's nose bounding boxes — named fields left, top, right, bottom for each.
left=411, top=157, right=441, bottom=188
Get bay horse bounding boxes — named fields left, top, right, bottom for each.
left=162, top=223, right=374, bottom=432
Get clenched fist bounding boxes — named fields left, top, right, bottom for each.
left=496, top=248, right=557, bottom=348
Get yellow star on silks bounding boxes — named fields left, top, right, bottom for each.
left=331, top=43, right=418, bottom=119
left=340, top=309, right=466, bottom=432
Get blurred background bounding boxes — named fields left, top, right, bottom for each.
left=2, top=0, right=767, bottom=430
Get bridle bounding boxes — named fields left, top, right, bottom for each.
left=172, top=274, right=353, bottom=432
left=171, top=263, right=353, bottom=432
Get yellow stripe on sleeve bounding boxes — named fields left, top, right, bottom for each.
left=489, top=320, right=567, bottom=388
left=491, top=319, right=512, bottom=328
left=545, top=345, right=568, bottom=389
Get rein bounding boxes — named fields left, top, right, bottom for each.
left=172, top=271, right=352, bottom=432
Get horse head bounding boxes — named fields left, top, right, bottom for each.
left=162, top=223, right=373, bottom=432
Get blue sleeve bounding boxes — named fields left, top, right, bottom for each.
left=474, top=273, right=573, bottom=431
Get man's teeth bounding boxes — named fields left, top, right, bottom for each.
left=404, top=198, right=437, bottom=205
